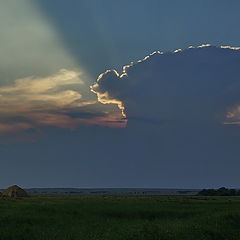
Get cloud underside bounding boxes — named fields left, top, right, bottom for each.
left=0, top=69, right=126, bottom=136
left=92, top=45, right=240, bottom=128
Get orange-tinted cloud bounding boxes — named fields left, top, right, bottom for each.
left=0, top=69, right=125, bottom=136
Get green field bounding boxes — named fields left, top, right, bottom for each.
left=0, top=195, right=240, bottom=240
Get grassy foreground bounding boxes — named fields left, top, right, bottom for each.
left=0, top=195, right=240, bottom=240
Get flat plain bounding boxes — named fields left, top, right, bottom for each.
left=0, top=195, right=240, bottom=240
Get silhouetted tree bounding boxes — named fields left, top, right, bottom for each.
left=198, top=187, right=237, bottom=196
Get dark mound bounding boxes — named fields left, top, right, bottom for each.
left=2, top=185, right=28, bottom=198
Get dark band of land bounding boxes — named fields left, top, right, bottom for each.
left=1, top=195, right=240, bottom=240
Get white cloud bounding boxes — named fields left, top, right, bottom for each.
left=0, top=69, right=84, bottom=113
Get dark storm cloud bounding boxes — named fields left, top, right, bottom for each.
left=92, top=45, right=240, bottom=128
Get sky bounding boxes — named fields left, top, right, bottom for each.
left=1, top=0, right=240, bottom=189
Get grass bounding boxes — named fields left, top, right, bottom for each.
left=0, top=195, right=240, bottom=240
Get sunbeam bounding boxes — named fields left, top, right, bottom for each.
left=0, top=0, right=89, bottom=87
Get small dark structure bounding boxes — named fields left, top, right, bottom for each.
left=2, top=185, right=28, bottom=198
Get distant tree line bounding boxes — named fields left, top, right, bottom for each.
left=198, top=187, right=240, bottom=196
